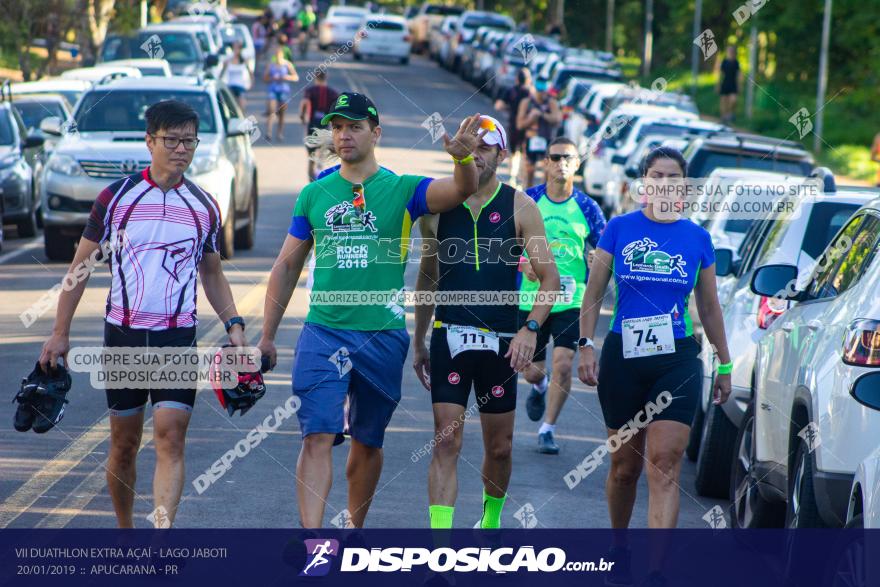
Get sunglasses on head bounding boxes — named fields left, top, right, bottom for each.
left=548, top=153, right=574, bottom=162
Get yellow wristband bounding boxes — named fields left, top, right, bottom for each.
left=453, top=154, right=474, bottom=165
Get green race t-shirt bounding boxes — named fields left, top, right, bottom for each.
left=289, top=167, right=432, bottom=330
left=519, top=185, right=606, bottom=313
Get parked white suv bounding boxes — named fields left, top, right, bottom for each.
left=848, top=443, right=880, bottom=529
left=38, top=76, right=258, bottom=261
left=691, top=182, right=872, bottom=503
left=741, top=197, right=880, bottom=527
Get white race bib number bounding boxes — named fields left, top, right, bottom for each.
left=621, top=314, right=675, bottom=359
left=527, top=136, right=548, bottom=153
left=447, top=326, right=499, bottom=358
left=559, top=275, right=576, bottom=303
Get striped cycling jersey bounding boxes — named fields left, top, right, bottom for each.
left=82, top=167, right=221, bottom=330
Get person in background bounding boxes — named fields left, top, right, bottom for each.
left=718, top=46, right=741, bottom=124
left=516, top=79, right=561, bottom=188
left=221, top=41, right=253, bottom=110
left=264, top=43, right=299, bottom=142
left=300, top=69, right=340, bottom=181
left=297, top=4, right=317, bottom=57
left=252, top=15, right=268, bottom=56
left=494, top=67, right=532, bottom=188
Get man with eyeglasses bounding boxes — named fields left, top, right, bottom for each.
left=39, top=100, right=247, bottom=528
left=518, top=137, right=606, bottom=454
left=258, top=93, right=484, bottom=528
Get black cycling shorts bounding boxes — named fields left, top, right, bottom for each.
left=520, top=309, right=579, bottom=363
left=597, top=332, right=701, bottom=430
left=103, top=322, right=198, bottom=417
left=429, top=327, right=518, bottom=414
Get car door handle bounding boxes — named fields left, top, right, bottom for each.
left=781, top=322, right=794, bottom=333
left=807, top=319, right=822, bottom=332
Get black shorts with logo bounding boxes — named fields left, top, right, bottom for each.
left=519, top=308, right=580, bottom=363
left=103, top=322, right=198, bottom=416
left=429, top=327, right=518, bottom=414
left=597, top=331, right=701, bottom=430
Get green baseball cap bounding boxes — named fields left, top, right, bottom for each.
left=320, top=92, right=380, bottom=126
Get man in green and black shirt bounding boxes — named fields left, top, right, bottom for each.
left=258, top=92, right=485, bottom=528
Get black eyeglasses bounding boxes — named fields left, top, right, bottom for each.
left=548, top=153, right=575, bottom=162
left=151, top=134, right=200, bottom=150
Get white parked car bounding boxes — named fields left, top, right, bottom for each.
left=563, top=81, right=625, bottom=156
left=353, top=15, right=411, bottom=64
left=431, top=15, right=458, bottom=64
left=319, top=6, right=371, bottom=50
left=11, top=79, right=92, bottom=109
left=60, top=66, right=143, bottom=83
left=848, top=443, right=880, bottom=528
left=691, top=180, right=870, bottom=504
left=738, top=196, right=880, bottom=527
left=98, top=58, right=172, bottom=77
left=409, top=3, right=463, bottom=53
left=269, top=0, right=301, bottom=20
left=585, top=104, right=698, bottom=213
left=38, top=76, right=258, bottom=261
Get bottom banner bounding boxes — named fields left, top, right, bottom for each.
left=1, top=529, right=877, bottom=586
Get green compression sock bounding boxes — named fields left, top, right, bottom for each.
left=429, top=505, right=455, bottom=529
left=480, top=490, right=506, bottom=529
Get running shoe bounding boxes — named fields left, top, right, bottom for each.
left=526, top=380, right=547, bottom=421
left=604, top=546, right=633, bottom=586
left=29, top=362, right=72, bottom=434
left=537, top=431, right=559, bottom=454
left=13, top=363, right=43, bottom=432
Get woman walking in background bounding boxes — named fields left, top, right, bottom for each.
left=221, top=41, right=252, bottom=110
left=264, top=43, right=299, bottom=142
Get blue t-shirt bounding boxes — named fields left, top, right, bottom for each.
left=597, top=210, right=715, bottom=338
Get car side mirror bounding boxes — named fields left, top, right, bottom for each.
left=40, top=116, right=62, bottom=136
left=611, top=154, right=627, bottom=165
left=750, top=264, right=801, bottom=299
left=850, top=373, right=880, bottom=410
left=205, top=54, right=220, bottom=68
left=715, top=248, right=734, bottom=277
left=226, top=117, right=252, bottom=137
left=624, top=166, right=638, bottom=179
left=22, top=133, right=45, bottom=149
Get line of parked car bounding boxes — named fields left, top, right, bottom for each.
left=0, top=2, right=258, bottom=261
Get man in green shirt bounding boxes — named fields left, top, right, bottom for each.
left=520, top=137, right=606, bottom=454
left=258, top=92, right=485, bottom=528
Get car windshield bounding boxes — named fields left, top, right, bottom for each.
left=722, top=218, right=753, bottom=234
left=463, top=15, right=511, bottom=30
left=426, top=6, right=462, bottom=15
left=103, top=33, right=200, bottom=64
left=13, top=101, right=66, bottom=130
left=367, top=21, right=404, bottom=31
left=74, top=90, right=216, bottom=133
left=637, top=123, right=696, bottom=142
left=690, top=151, right=811, bottom=178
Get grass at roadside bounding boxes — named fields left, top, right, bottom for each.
left=230, top=0, right=269, bottom=10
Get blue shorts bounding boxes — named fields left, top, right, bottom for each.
left=292, top=322, right=410, bottom=448
left=268, top=84, right=290, bottom=103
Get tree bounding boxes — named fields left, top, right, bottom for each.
left=76, top=0, right=116, bottom=66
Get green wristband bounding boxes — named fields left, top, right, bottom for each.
left=717, top=361, right=733, bottom=375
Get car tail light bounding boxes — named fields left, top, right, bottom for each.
left=843, top=319, right=880, bottom=366
left=757, top=295, right=787, bottom=330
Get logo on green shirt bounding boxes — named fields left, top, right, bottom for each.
left=324, top=201, right=378, bottom=233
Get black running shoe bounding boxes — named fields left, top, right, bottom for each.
left=525, top=384, right=546, bottom=422
left=14, top=363, right=44, bottom=432
left=31, top=363, right=71, bottom=434
left=604, top=546, right=633, bottom=586
left=537, top=431, right=559, bottom=454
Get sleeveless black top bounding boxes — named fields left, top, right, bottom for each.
left=435, top=182, right=523, bottom=333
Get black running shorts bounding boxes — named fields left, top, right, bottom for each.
left=429, top=327, right=518, bottom=414
left=597, top=332, right=701, bottom=430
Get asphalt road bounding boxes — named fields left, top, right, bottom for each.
left=0, top=45, right=728, bottom=529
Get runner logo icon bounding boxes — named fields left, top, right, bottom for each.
left=324, top=201, right=378, bottom=233
left=301, top=538, right=340, bottom=576
left=622, top=238, right=687, bottom=277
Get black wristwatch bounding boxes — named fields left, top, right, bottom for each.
left=525, top=319, right=540, bottom=333
left=224, top=316, right=245, bottom=332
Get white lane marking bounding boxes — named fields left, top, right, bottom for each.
left=0, top=238, right=43, bottom=265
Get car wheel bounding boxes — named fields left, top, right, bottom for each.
left=44, top=226, right=75, bottom=262
left=400, top=56, right=409, bottom=65
left=786, top=433, right=828, bottom=528
left=686, top=398, right=705, bottom=462
left=694, top=401, right=738, bottom=498
left=16, top=206, right=39, bottom=238
left=218, top=200, right=235, bottom=260
left=730, top=403, right=785, bottom=527
left=234, top=184, right=256, bottom=250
